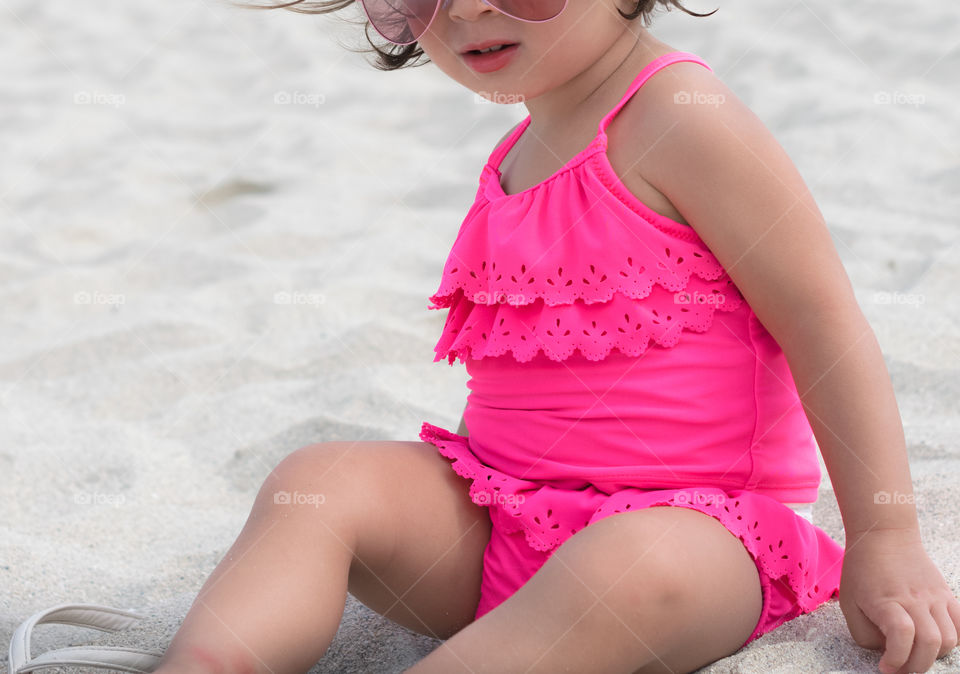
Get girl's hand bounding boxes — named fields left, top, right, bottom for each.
left=839, top=527, right=960, bottom=673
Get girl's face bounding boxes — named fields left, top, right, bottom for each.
left=415, top=0, right=635, bottom=101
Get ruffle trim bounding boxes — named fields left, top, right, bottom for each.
left=432, top=279, right=745, bottom=365
left=419, top=420, right=840, bottom=619
left=428, top=246, right=732, bottom=310
left=419, top=421, right=563, bottom=553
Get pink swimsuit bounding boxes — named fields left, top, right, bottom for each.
left=419, top=51, right=844, bottom=648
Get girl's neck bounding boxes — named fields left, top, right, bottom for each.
left=522, top=29, right=673, bottom=138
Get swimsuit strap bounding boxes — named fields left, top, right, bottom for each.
left=597, top=50, right=712, bottom=136
left=487, top=117, right=531, bottom=170
left=486, top=51, right=712, bottom=171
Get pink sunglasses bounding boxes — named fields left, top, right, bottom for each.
left=359, top=0, right=569, bottom=46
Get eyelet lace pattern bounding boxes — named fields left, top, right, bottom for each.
left=428, top=249, right=745, bottom=364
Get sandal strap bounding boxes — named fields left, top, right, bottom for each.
left=9, top=603, right=163, bottom=673
left=16, top=645, right=163, bottom=673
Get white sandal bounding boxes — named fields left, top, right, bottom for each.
left=8, top=603, right=163, bottom=673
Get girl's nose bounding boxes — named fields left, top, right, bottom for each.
left=443, top=0, right=499, bottom=14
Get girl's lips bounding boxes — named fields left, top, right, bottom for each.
left=462, top=44, right=519, bottom=74
left=460, top=39, right=518, bottom=54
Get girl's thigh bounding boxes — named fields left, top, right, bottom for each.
left=410, top=504, right=763, bottom=673
left=277, top=439, right=493, bottom=640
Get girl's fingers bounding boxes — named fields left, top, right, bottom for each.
left=948, top=597, right=960, bottom=643
left=842, top=595, right=884, bottom=650
left=898, top=606, right=941, bottom=674
left=874, top=602, right=914, bottom=674
left=936, top=599, right=960, bottom=658
left=930, top=604, right=957, bottom=658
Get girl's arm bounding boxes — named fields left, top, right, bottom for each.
left=632, top=64, right=915, bottom=538
left=626, top=62, right=959, bottom=674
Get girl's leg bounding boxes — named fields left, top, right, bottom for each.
left=406, top=505, right=764, bottom=674
left=154, top=439, right=492, bottom=674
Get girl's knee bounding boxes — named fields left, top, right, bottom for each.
left=578, top=508, right=763, bottom=637
left=260, top=441, right=371, bottom=503
left=247, top=442, right=378, bottom=545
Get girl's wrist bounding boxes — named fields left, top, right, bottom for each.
left=839, top=496, right=919, bottom=542
left=845, top=522, right=923, bottom=549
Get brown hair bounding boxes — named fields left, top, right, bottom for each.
left=233, top=0, right=717, bottom=71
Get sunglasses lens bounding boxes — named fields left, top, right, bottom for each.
left=362, top=0, right=438, bottom=44
left=362, top=0, right=567, bottom=45
left=487, top=0, right=566, bottom=22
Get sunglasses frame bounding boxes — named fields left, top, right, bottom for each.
left=359, top=0, right=569, bottom=46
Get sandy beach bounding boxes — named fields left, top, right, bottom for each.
left=1, top=0, right=958, bottom=671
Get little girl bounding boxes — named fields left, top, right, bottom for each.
left=154, top=1, right=960, bottom=673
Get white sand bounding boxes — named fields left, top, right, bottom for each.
left=1, top=0, right=958, bottom=671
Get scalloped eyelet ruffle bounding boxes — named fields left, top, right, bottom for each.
left=427, top=165, right=746, bottom=364
left=428, top=249, right=745, bottom=364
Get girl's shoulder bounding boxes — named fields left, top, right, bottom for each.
left=624, top=54, right=737, bottom=134
left=606, top=50, right=742, bottom=185
left=603, top=53, right=744, bottom=227
left=613, top=52, right=768, bottom=204
left=618, top=53, right=852, bottom=355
